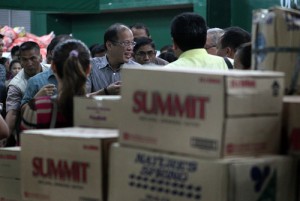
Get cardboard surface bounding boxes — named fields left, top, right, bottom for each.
left=119, top=67, right=283, bottom=158
left=252, top=7, right=300, bottom=94
left=74, top=96, right=120, bottom=129
left=282, top=96, right=300, bottom=155
left=109, top=144, right=295, bottom=201
left=21, top=127, right=118, bottom=201
left=0, top=177, right=21, bottom=201
left=0, top=147, right=20, bottom=179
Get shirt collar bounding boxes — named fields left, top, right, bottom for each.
left=179, top=48, right=208, bottom=58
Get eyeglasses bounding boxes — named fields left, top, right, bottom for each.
left=111, top=40, right=136, bottom=47
left=136, top=50, right=156, bottom=57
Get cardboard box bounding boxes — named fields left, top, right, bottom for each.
left=109, top=144, right=295, bottom=201
left=119, top=67, right=284, bottom=158
left=295, top=156, right=300, bottom=201
left=21, top=127, right=118, bottom=201
left=228, top=155, right=295, bottom=201
left=0, top=177, right=21, bottom=201
left=74, top=96, right=121, bottom=128
left=0, top=147, right=20, bottom=179
left=252, top=7, right=300, bottom=94
left=282, top=96, right=300, bottom=155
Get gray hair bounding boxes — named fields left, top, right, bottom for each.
left=207, top=28, right=224, bottom=46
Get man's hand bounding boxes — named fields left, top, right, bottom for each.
left=106, top=81, right=122, bottom=95
left=34, top=84, right=56, bottom=98
left=86, top=81, right=122, bottom=97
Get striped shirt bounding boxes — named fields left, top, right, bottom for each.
left=21, top=96, right=70, bottom=130
left=86, top=56, right=139, bottom=93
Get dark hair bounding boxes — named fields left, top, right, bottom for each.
left=130, top=23, right=150, bottom=37
left=171, top=12, right=207, bottom=51
left=235, top=42, right=251, bottom=69
left=0, top=57, right=8, bottom=65
left=104, top=23, right=131, bottom=50
left=9, top=59, right=21, bottom=71
left=47, top=34, right=73, bottom=53
left=46, top=34, right=73, bottom=64
left=90, top=44, right=106, bottom=57
left=20, top=41, right=40, bottom=54
left=220, top=26, right=251, bottom=52
left=158, top=51, right=177, bottom=63
left=11, top=45, right=20, bottom=57
left=0, top=34, right=3, bottom=39
left=133, top=37, right=155, bottom=53
left=52, top=39, right=90, bottom=124
left=160, top=44, right=173, bottom=53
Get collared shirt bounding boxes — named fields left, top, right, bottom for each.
left=0, top=64, right=6, bottom=84
left=21, top=68, right=57, bottom=106
left=165, top=49, right=228, bottom=70
left=86, top=55, right=139, bottom=93
left=6, top=64, right=50, bottom=112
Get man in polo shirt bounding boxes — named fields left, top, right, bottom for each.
left=6, top=41, right=49, bottom=143
left=165, top=12, right=228, bottom=70
left=87, top=23, right=139, bottom=96
left=20, top=34, right=72, bottom=110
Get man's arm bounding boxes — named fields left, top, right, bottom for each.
left=5, top=85, right=22, bottom=135
left=21, top=84, right=56, bottom=115
left=0, top=110, right=8, bottom=140
left=86, top=81, right=121, bottom=97
left=5, top=110, right=17, bottom=136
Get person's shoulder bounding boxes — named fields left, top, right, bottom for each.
left=154, top=57, right=169, bottom=65
left=0, top=64, right=5, bottom=71
left=29, top=68, right=51, bottom=81
left=91, top=56, right=107, bottom=64
left=8, top=69, right=25, bottom=86
left=126, top=59, right=142, bottom=66
left=206, top=54, right=225, bottom=60
left=90, top=56, right=109, bottom=70
left=41, top=63, right=51, bottom=71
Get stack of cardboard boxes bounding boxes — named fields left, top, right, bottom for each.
left=252, top=7, right=300, bottom=94
left=0, top=147, right=21, bottom=201
left=252, top=7, right=300, bottom=201
left=108, top=67, right=296, bottom=201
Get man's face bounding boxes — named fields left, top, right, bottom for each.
left=205, top=34, right=217, bottom=55
left=216, top=37, right=227, bottom=57
left=131, top=28, right=148, bottom=39
left=0, top=38, right=4, bottom=58
left=107, top=29, right=135, bottom=64
left=133, top=44, right=156, bottom=65
left=20, top=49, right=42, bottom=77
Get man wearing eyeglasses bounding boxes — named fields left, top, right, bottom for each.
left=133, top=37, right=168, bottom=66
left=87, top=23, right=140, bottom=96
left=205, top=28, right=224, bottom=55
left=6, top=41, right=49, bottom=144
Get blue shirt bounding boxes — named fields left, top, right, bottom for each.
left=0, top=82, right=6, bottom=103
left=0, top=64, right=6, bottom=84
left=86, top=55, right=139, bottom=93
left=21, top=68, right=57, bottom=106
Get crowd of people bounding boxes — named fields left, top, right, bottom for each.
left=0, top=12, right=252, bottom=146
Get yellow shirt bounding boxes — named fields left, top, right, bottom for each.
left=165, top=49, right=228, bottom=70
